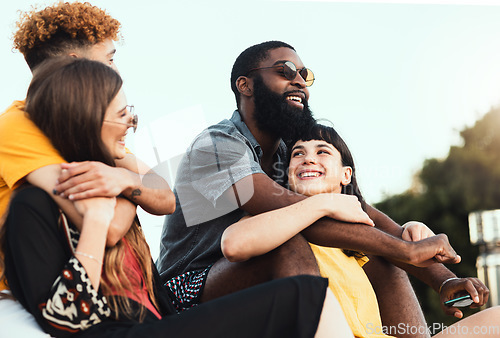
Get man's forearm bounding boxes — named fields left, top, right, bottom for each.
left=365, top=204, right=456, bottom=290
left=302, top=218, right=412, bottom=260
left=237, top=173, right=458, bottom=266
left=26, top=164, right=135, bottom=245
left=115, top=154, right=175, bottom=215
left=395, top=262, right=456, bottom=292
left=121, top=169, right=175, bottom=215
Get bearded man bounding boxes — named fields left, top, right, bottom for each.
left=156, top=42, right=482, bottom=338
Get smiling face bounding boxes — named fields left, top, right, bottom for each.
left=252, top=47, right=315, bottom=140
left=101, top=88, right=131, bottom=159
left=255, top=47, right=310, bottom=104
left=288, top=139, right=352, bottom=196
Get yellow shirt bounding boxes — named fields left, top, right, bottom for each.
left=310, top=244, right=394, bottom=338
left=0, top=101, right=64, bottom=290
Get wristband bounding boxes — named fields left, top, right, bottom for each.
left=438, top=277, right=459, bottom=293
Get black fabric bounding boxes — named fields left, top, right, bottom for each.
left=4, top=186, right=327, bottom=338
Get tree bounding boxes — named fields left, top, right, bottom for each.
left=375, top=106, right=500, bottom=326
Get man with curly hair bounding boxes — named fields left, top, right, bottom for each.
left=0, top=2, right=173, bottom=336
left=12, top=1, right=121, bottom=71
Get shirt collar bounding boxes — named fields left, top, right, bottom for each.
left=230, top=110, right=288, bottom=162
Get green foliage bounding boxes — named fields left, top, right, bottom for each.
left=375, top=107, right=500, bottom=326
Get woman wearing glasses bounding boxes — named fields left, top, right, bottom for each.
left=1, top=57, right=352, bottom=338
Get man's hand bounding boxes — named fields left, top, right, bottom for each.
left=401, top=221, right=440, bottom=266
left=401, top=221, right=435, bottom=241
left=54, top=157, right=175, bottom=215
left=439, top=277, right=489, bottom=318
left=54, top=162, right=132, bottom=200
left=405, top=234, right=461, bottom=267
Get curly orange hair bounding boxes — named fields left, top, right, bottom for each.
left=13, top=2, right=121, bottom=70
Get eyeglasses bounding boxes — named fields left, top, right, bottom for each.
left=103, top=105, right=138, bottom=133
left=247, top=61, right=315, bottom=87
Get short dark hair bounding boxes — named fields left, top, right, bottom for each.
left=287, top=122, right=366, bottom=207
left=230, top=41, right=295, bottom=109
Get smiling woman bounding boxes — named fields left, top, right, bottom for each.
left=288, top=140, right=353, bottom=196
left=25, top=57, right=124, bottom=166
left=102, top=97, right=136, bottom=160
left=221, top=122, right=500, bottom=338
left=1, top=56, right=353, bottom=338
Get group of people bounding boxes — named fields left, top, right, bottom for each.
left=0, top=2, right=499, bottom=338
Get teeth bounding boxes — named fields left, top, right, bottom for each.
left=287, top=95, right=302, bottom=103
left=299, top=172, right=321, bottom=178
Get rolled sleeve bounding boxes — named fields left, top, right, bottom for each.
left=189, top=128, right=262, bottom=206
left=175, top=127, right=263, bottom=227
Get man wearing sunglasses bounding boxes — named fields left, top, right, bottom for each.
left=158, top=41, right=486, bottom=336
left=0, top=3, right=174, bottom=336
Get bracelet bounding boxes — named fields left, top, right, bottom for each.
left=438, top=277, right=459, bottom=293
left=75, top=251, right=103, bottom=265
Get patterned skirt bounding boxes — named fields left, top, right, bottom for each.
left=164, top=266, right=212, bottom=312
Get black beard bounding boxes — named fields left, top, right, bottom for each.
left=252, top=75, right=315, bottom=142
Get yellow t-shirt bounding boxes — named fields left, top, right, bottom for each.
left=0, top=101, right=65, bottom=290
left=310, top=244, right=394, bottom=338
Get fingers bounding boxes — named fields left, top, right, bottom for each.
left=412, top=230, right=421, bottom=241
left=401, top=231, right=411, bottom=241
left=352, top=210, right=374, bottom=227
left=401, top=221, right=436, bottom=242
left=358, top=211, right=375, bottom=226
left=445, top=306, right=463, bottom=319
left=477, top=280, right=489, bottom=306
left=436, top=234, right=461, bottom=264
left=54, top=171, right=96, bottom=196
left=322, top=194, right=374, bottom=226
left=66, top=188, right=106, bottom=201
left=363, top=216, right=375, bottom=227
left=465, top=278, right=489, bottom=307
left=58, top=162, right=92, bottom=183
left=56, top=182, right=117, bottom=200
left=441, top=300, right=463, bottom=318
left=461, top=279, right=480, bottom=304
left=435, top=253, right=461, bottom=264
left=440, top=277, right=490, bottom=318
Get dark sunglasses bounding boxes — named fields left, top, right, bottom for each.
left=247, top=61, right=315, bottom=87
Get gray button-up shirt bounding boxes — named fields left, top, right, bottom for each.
left=156, top=111, right=288, bottom=282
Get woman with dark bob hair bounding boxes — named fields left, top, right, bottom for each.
left=222, top=123, right=500, bottom=338
left=0, top=57, right=352, bottom=338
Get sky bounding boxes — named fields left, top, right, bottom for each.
left=3, top=0, right=500, bottom=256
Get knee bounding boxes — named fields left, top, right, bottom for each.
left=481, top=305, right=500, bottom=317
left=276, top=234, right=312, bottom=253
left=10, top=186, right=54, bottom=207
left=270, top=234, right=320, bottom=276
left=364, top=256, right=408, bottom=281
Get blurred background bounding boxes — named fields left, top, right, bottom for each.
left=2, top=0, right=500, bottom=328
